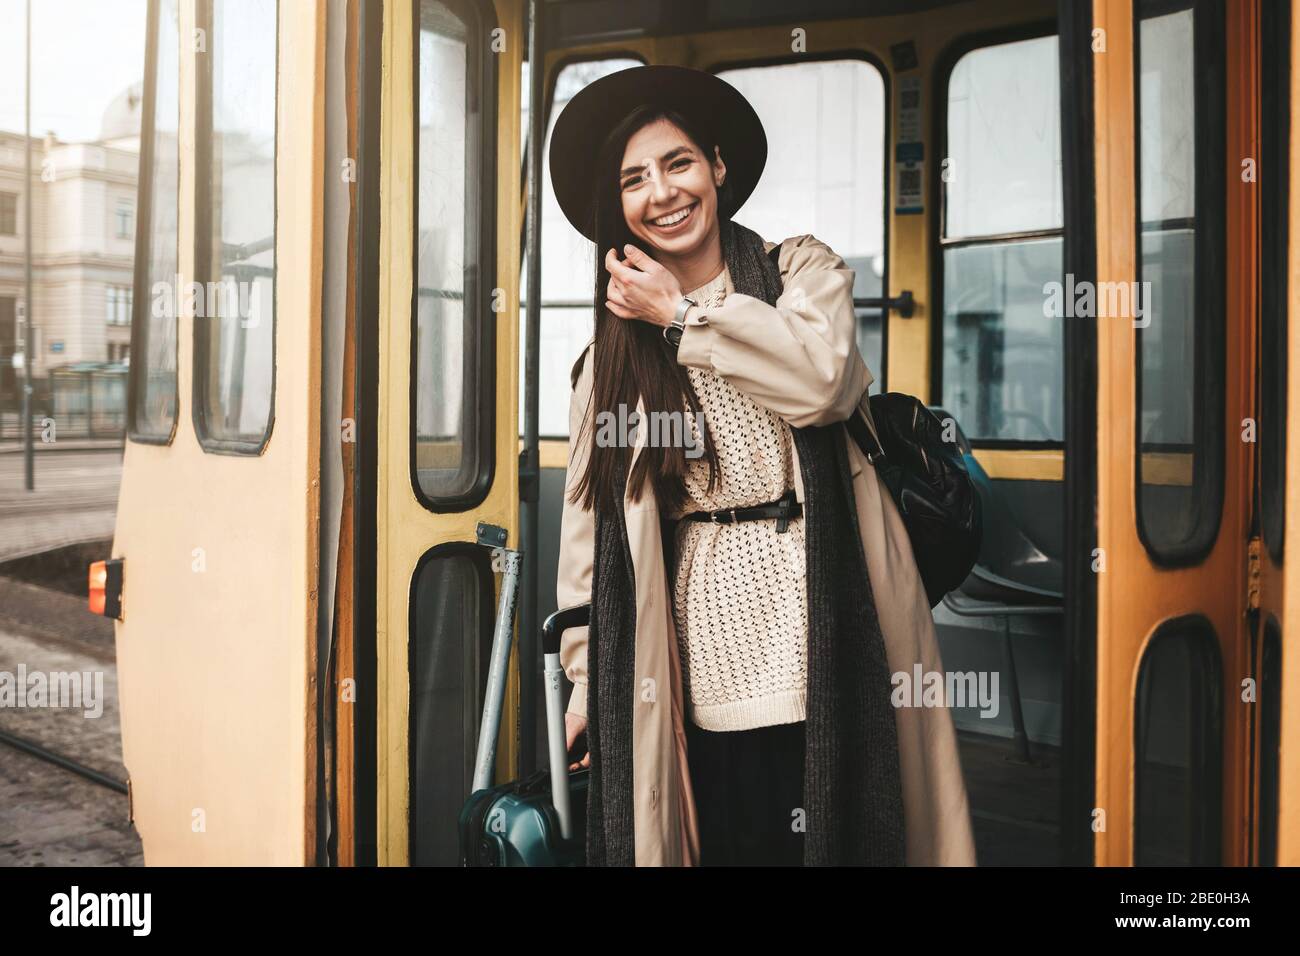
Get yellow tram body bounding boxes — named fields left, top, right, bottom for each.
left=107, top=0, right=1300, bottom=866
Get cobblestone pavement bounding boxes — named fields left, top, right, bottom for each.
left=0, top=599, right=142, bottom=866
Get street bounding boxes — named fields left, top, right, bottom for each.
left=0, top=448, right=121, bottom=562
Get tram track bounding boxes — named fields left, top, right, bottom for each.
left=0, top=727, right=128, bottom=795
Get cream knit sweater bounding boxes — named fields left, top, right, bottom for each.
left=671, top=264, right=809, bottom=732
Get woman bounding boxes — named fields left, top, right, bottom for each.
left=548, top=65, right=976, bottom=867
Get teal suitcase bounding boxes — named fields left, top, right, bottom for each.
left=458, top=604, right=591, bottom=866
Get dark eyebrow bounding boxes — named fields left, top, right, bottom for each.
left=619, top=146, right=694, bottom=178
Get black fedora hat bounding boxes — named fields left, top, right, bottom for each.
left=547, top=65, right=767, bottom=242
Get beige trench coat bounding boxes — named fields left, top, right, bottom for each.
left=556, top=234, right=977, bottom=866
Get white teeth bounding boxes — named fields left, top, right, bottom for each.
left=651, top=205, right=693, bottom=227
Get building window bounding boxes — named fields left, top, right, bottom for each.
left=0, top=192, right=16, bottom=236
left=106, top=285, right=133, bottom=326
left=940, top=32, right=1064, bottom=444
left=0, top=297, right=15, bottom=398
left=115, top=200, right=134, bottom=239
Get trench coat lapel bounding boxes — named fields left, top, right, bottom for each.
left=622, top=396, right=701, bottom=866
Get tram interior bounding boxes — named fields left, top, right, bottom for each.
left=515, top=0, right=1073, bottom=866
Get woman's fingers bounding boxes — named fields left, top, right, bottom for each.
left=606, top=277, right=638, bottom=319
left=606, top=247, right=645, bottom=285
left=622, top=244, right=660, bottom=273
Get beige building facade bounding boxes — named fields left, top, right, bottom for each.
left=0, top=84, right=141, bottom=405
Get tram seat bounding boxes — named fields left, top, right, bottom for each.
left=930, top=407, right=1063, bottom=763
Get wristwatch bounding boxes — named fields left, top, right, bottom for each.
left=663, top=295, right=696, bottom=348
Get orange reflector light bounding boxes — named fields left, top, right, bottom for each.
left=88, top=561, right=107, bottom=615
left=88, top=558, right=124, bottom=620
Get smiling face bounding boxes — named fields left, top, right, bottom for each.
left=618, top=117, right=726, bottom=259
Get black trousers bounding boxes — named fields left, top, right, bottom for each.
left=684, top=717, right=807, bottom=866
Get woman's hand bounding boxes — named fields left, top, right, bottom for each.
left=604, top=245, right=682, bottom=328
left=564, top=712, right=590, bottom=772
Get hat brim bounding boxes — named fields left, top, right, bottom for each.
left=547, top=65, right=767, bottom=243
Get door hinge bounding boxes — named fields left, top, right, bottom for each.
left=1246, top=536, right=1262, bottom=612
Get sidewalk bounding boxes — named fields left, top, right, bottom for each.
left=0, top=438, right=124, bottom=454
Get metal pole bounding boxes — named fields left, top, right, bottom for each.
left=22, top=0, right=34, bottom=489
left=543, top=650, right=573, bottom=839
left=518, top=0, right=544, bottom=776
left=472, top=548, right=522, bottom=793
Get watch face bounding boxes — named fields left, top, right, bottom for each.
left=665, top=325, right=683, bottom=347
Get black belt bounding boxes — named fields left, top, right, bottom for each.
left=684, top=490, right=801, bottom=533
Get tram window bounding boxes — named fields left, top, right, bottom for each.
left=1258, top=617, right=1282, bottom=866
left=521, top=56, right=643, bottom=438
left=409, top=547, right=494, bottom=866
left=940, top=34, right=1063, bottom=443
left=1134, top=620, right=1223, bottom=865
left=716, top=58, right=887, bottom=393
left=1260, top=0, right=1289, bottom=562
left=193, top=0, right=277, bottom=452
left=414, top=0, right=496, bottom=507
left=1134, top=0, right=1225, bottom=563
left=129, top=0, right=179, bottom=442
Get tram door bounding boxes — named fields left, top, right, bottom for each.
left=114, top=0, right=325, bottom=864
left=373, top=0, right=522, bottom=866
left=1251, top=0, right=1299, bottom=868
left=1091, top=0, right=1299, bottom=866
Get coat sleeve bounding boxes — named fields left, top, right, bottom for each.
left=556, top=347, right=596, bottom=718
left=675, top=233, right=872, bottom=427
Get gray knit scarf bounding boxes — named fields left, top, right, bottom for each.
left=585, top=218, right=905, bottom=866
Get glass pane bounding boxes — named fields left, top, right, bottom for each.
left=1260, top=0, right=1289, bottom=561
left=941, top=237, right=1064, bottom=441
left=720, top=59, right=886, bottom=391
left=520, top=57, right=641, bottom=438
left=133, top=0, right=179, bottom=438
left=1136, top=3, right=1219, bottom=557
left=1138, top=11, right=1195, bottom=224
left=1259, top=618, right=1282, bottom=867
left=410, top=552, right=491, bottom=865
left=416, top=0, right=491, bottom=502
left=1134, top=624, right=1222, bottom=865
left=197, top=0, right=277, bottom=447
left=945, top=35, right=1062, bottom=239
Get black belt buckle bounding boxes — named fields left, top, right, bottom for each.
left=775, top=491, right=794, bottom=533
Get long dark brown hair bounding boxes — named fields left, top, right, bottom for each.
left=569, top=106, right=732, bottom=516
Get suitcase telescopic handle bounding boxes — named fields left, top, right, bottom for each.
left=541, top=603, right=590, bottom=842
left=542, top=604, right=590, bottom=656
